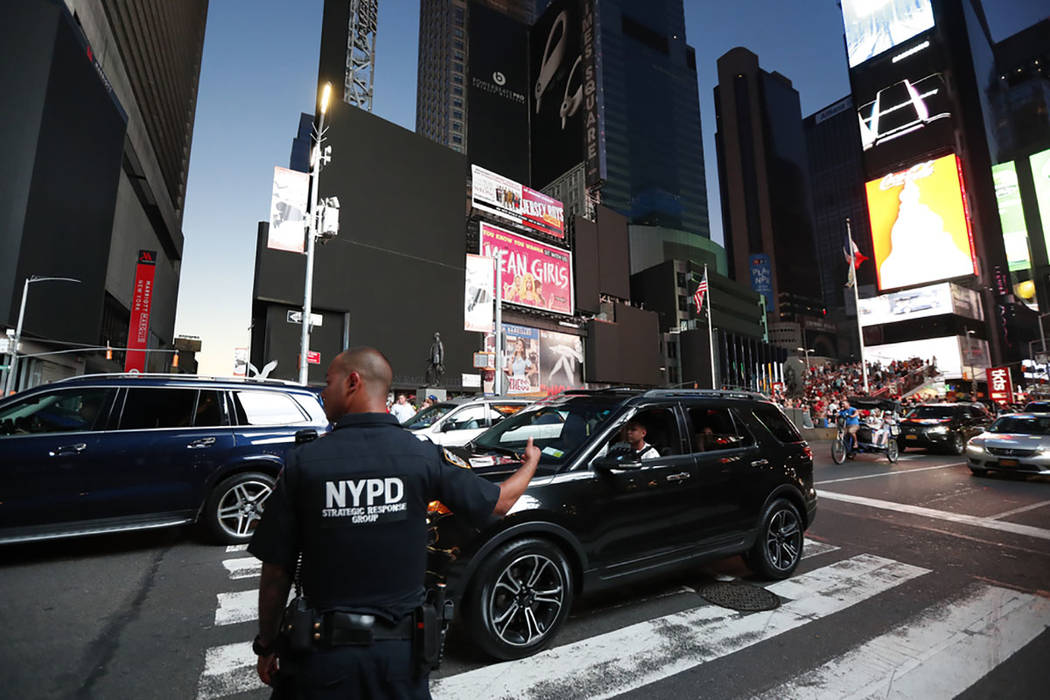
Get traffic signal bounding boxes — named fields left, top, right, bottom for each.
left=171, top=352, right=179, bottom=369
left=105, top=342, right=112, bottom=361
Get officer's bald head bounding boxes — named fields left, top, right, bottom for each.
left=322, top=346, right=393, bottom=419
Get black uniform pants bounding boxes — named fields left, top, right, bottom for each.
left=284, top=639, right=430, bottom=699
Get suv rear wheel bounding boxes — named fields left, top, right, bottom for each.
left=463, top=537, right=574, bottom=660
left=204, top=471, right=275, bottom=544
left=747, top=498, right=804, bottom=580
left=949, top=433, right=965, bottom=455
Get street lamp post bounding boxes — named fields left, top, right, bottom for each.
left=796, top=347, right=814, bottom=374
left=299, top=83, right=334, bottom=385
left=965, top=329, right=978, bottom=399
left=3, top=275, right=82, bottom=395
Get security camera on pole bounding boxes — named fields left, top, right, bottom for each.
left=298, top=83, right=340, bottom=385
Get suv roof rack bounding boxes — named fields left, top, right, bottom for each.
left=641, top=388, right=771, bottom=402
left=53, top=373, right=305, bottom=387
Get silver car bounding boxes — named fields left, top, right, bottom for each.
left=966, top=413, right=1050, bottom=476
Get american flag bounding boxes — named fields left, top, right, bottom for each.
left=693, top=270, right=709, bottom=312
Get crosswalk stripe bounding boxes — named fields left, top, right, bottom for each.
left=196, top=642, right=263, bottom=700
left=757, top=583, right=1050, bottom=699
left=214, top=590, right=257, bottom=627
left=801, top=538, right=839, bottom=559
left=224, top=544, right=248, bottom=553
left=222, top=557, right=261, bottom=580
left=818, top=490, right=1050, bottom=540
left=430, top=553, right=929, bottom=699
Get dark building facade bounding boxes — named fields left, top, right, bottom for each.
left=1, top=0, right=206, bottom=390
left=803, top=96, right=874, bottom=312
left=714, top=48, right=822, bottom=313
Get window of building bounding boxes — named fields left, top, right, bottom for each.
left=453, top=98, right=463, bottom=108
left=453, top=75, right=463, bottom=85
left=452, top=135, right=463, bottom=144
left=453, top=110, right=462, bottom=120
left=453, top=86, right=463, bottom=96
left=678, top=296, right=689, bottom=311
left=452, top=122, right=462, bottom=132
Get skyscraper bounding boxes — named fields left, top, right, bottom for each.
left=714, top=48, right=821, bottom=310
left=415, top=0, right=535, bottom=155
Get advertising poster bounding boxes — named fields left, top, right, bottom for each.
left=993, top=161, right=1033, bottom=273
left=522, top=187, right=566, bottom=239
left=748, top=254, right=775, bottom=312
left=464, top=254, right=495, bottom=333
left=124, top=250, right=156, bottom=373
left=539, top=329, right=585, bottom=395
left=502, top=324, right=541, bottom=395
left=471, top=164, right=523, bottom=225
left=479, top=222, right=574, bottom=315
left=268, top=166, right=309, bottom=253
left=986, top=366, right=1014, bottom=405
left=1030, top=149, right=1050, bottom=259
left=865, top=154, right=976, bottom=291
left=841, top=0, right=935, bottom=68
left=857, top=282, right=953, bottom=327
left=233, top=347, right=248, bottom=377
left=472, top=165, right=565, bottom=239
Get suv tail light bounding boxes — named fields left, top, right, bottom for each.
left=802, top=445, right=813, bottom=460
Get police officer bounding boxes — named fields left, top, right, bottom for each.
left=249, top=347, right=539, bottom=698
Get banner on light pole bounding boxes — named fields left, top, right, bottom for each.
left=268, top=166, right=309, bottom=253
left=124, top=250, right=156, bottom=373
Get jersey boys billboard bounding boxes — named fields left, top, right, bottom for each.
left=471, top=165, right=565, bottom=239
left=479, top=222, right=573, bottom=315
left=865, top=154, right=976, bottom=291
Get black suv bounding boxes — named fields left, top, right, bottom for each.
left=898, top=402, right=993, bottom=454
left=0, top=373, right=328, bottom=545
left=427, top=388, right=817, bottom=659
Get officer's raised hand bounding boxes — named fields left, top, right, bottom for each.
left=492, top=437, right=541, bottom=516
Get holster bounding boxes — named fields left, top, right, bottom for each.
left=415, top=583, right=454, bottom=677
left=279, top=595, right=316, bottom=655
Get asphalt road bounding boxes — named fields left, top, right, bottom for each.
left=2, top=443, right=1048, bottom=699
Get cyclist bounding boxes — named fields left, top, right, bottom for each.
left=838, top=400, right=861, bottom=452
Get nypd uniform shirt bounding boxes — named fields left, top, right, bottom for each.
left=248, top=412, right=500, bottom=619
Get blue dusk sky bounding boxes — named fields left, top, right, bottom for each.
left=175, top=0, right=1048, bottom=375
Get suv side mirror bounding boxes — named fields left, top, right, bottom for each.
left=593, top=455, right=643, bottom=472
left=295, top=429, right=319, bottom=444
left=441, top=420, right=456, bottom=432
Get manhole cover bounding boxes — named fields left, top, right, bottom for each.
left=696, top=581, right=781, bottom=612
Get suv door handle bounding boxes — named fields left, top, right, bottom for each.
left=50, top=443, right=86, bottom=457
left=751, top=458, right=769, bottom=467
left=666, top=471, right=691, bottom=482
left=187, top=437, right=217, bottom=449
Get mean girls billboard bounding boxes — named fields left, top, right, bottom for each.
left=479, top=222, right=573, bottom=315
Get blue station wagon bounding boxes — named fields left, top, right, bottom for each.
left=0, top=373, right=328, bottom=545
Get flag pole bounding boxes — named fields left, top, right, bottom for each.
left=846, top=218, right=870, bottom=393
left=705, top=264, right=715, bottom=389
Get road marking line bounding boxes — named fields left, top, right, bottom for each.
left=818, top=490, right=1050, bottom=541
left=222, top=557, right=260, bottom=580
left=802, top=538, right=840, bottom=559
left=430, top=554, right=928, bottom=700
left=988, top=498, right=1050, bottom=521
left=196, top=642, right=262, bottom=700
left=224, top=544, right=248, bottom=553
left=756, top=584, right=1050, bottom=699
left=816, top=462, right=963, bottom=484
left=214, top=590, right=257, bottom=626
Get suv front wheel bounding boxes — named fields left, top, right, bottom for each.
left=463, top=537, right=574, bottom=660
left=747, top=498, right=804, bottom=580
left=203, top=471, right=275, bottom=544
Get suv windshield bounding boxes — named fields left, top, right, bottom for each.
left=403, top=403, right=456, bottom=430
left=907, top=406, right=956, bottom=419
left=473, top=395, right=620, bottom=465
left=989, top=416, right=1050, bottom=435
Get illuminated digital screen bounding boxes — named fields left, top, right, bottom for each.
left=842, top=0, right=936, bottom=68
left=867, top=335, right=988, bottom=380
left=992, top=161, right=1032, bottom=273
left=865, top=154, right=976, bottom=291
left=1031, top=149, right=1050, bottom=261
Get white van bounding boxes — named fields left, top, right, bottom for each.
left=403, top=397, right=531, bottom=447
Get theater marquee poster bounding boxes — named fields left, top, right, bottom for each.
left=479, top=222, right=573, bottom=315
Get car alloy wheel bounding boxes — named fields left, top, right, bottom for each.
left=466, top=537, right=574, bottom=660
left=950, top=434, right=965, bottom=455
left=748, top=499, right=803, bottom=580
left=205, top=472, right=275, bottom=544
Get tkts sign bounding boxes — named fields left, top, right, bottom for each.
left=985, top=366, right=1014, bottom=405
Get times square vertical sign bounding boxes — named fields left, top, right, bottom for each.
left=581, top=0, right=606, bottom=187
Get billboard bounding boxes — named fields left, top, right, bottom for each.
left=483, top=325, right=585, bottom=395
left=530, top=0, right=604, bottom=189
left=464, top=254, right=495, bottom=333
left=268, top=167, right=309, bottom=253
left=865, top=154, right=976, bottom=291
left=986, top=366, right=1014, bottom=405
left=479, top=222, right=574, bottom=315
left=842, top=0, right=935, bottom=68
left=467, top=2, right=531, bottom=183
left=471, top=164, right=565, bottom=239
left=858, top=282, right=952, bottom=327
left=856, top=71, right=953, bottom=173
left=124, top=250, right=157, bottom=373
left=993, top=161, right=1032, bottom=273
left=867, top=334, right=987, bottom=380
left=1031, top=149, right=1050, bottom=258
